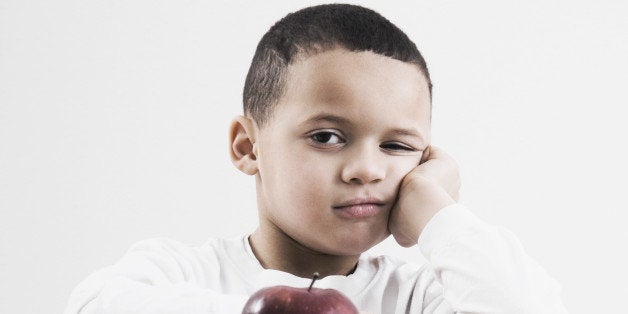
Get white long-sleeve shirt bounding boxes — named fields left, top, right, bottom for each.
left=64, top=204, right=568, bottom=313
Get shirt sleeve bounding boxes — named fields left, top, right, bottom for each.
left=416, top=204, right=568, bottom=314
left=63, top=238, right=249, bottom=314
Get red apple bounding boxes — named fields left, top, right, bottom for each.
left=242, top=272, right=359, bottom=314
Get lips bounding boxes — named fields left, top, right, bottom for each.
left=333, top=197, right=386, bottom=219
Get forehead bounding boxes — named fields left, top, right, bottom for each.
left=274, top=49, right=431, bottom=133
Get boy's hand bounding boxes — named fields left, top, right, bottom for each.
left=388, top=146, right=461, bottom=247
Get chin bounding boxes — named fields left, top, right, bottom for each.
left=322, top=233, right=388, bottom=256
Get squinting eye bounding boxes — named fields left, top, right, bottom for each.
left=310, top=132, right=343, bottom=145
left=380, top=143, right=415, bottom=151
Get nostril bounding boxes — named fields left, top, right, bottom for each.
left=347, top=176, right=382, bottom=185
left=349, top=178, right=363, bottom=185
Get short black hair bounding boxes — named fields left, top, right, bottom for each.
left=243, top=3, right=432, bottom=127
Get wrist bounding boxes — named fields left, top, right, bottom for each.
left=391, top=177, right=455, bottom=247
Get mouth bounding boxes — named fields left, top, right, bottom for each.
left=332, top=197, right=386, bottom=219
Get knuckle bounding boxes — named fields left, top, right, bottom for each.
left=401, top=173, right=430, bottom=191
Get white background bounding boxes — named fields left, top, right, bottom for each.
left=1, top=0, right=626, bottom=313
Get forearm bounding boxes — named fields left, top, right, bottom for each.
left=418, top=204, right=567, bottom=313
left=64, top=238, right=249, bottom=314
left=65, top=276, right=247, bottom=314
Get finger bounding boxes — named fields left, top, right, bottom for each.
left=424, top=145, right=444, bottom=161
left=424, top=146, right=456, bottom=164
left=419, top=146, right=431, bottom=164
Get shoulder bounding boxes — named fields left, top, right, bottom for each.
left=109, top=236, right=248, bottom=283
left=359, top=253, right=433, bottom=283
left=354, top=253, right=442, bottom=307
left=123, top=237, right=205, bottom=262
left=362, top=253, right=418, bottom=270
left=124, top=235, right=246, bottom=263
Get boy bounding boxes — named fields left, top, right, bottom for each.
left=65, top=4, right=567, bottom=313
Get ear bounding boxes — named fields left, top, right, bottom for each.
left=229, top=115, right=259, bottom=175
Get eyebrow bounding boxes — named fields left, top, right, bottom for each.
left=389, top=128, right=424, bottom=140
left=303, top=113, right=351, bottom=125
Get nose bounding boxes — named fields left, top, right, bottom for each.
left=341, top=145, right=386, bottom=185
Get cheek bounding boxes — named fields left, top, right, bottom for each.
left=266, top=159, right=333, bottom=224
left=263, top=150, right=334, bottom=202
left=389, top=157, right=421, bottom=183
left=286, top=157, right=335, bottom=200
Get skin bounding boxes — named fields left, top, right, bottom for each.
left=230, top=48, right=459, bottom=279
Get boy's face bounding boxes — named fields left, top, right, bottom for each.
left=253, top=48, right=431, bottom=256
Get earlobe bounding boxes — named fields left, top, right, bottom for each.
left=229, top=115, right=259, bottom=175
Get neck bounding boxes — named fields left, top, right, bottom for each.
left=249, top=223, right=359, bottom=279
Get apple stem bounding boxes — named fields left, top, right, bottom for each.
left=308, top=272, right=320, bottom=292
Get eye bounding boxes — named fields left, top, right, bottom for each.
left=309, top=131, right=344, bottom=146
left=380, top=142, right=415, bottom=151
